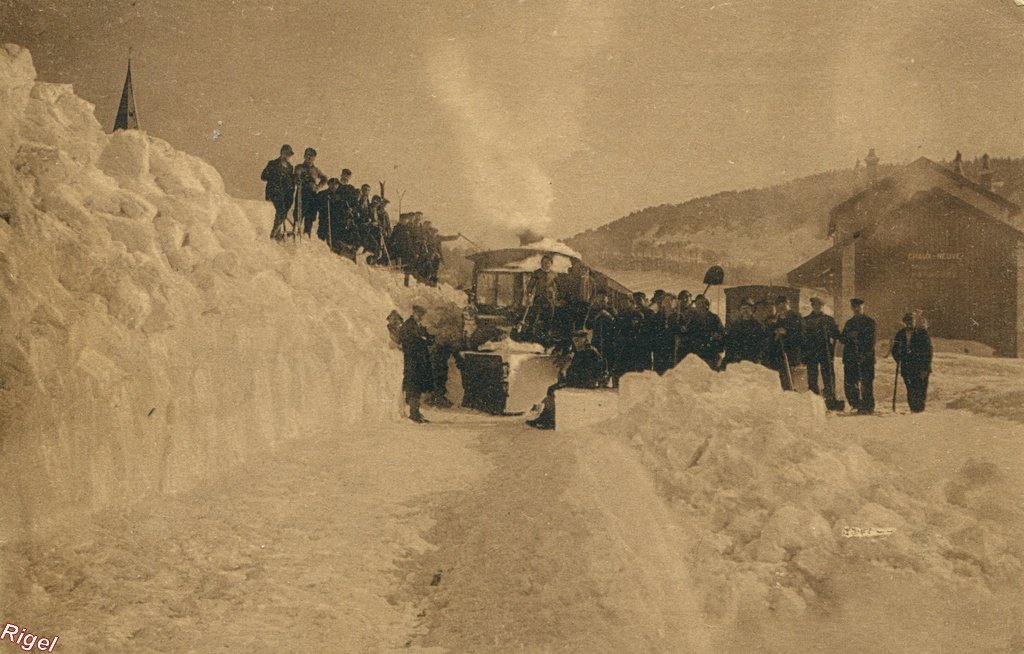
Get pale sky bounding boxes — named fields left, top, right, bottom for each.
left=2, top=0, right=1022, bottom=246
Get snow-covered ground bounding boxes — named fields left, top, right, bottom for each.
left=2, top=42, right=1022, bottom=653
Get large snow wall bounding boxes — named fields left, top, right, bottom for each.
left=0, top=44, right=463, bottom=541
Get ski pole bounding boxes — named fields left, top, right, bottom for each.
left=892, top=359, right=901, bottom=412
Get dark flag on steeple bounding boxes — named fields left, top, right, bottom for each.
left=113, top=55, right=140, bottom=132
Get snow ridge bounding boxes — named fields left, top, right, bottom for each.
left=0, top=44, right=461, bottom=540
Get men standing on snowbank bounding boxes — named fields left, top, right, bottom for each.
left=261, top=144, right=295, bottom=239
left=890, top=312, right=933, bottom=413
left=841, top=298, right=877, bottom=414
left=399, top=305, right=435, bottom=423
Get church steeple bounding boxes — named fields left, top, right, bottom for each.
left=113, top=52, right=140, bottom=132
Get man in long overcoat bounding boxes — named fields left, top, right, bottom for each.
left=890, top=312, right=933, bottom=412
left=261, top=144, right=295, bottom=239
left=841, top=297, right=877, bottom=414
left=399, top=305, right=435, bottom=423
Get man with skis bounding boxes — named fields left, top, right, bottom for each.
left=840, top=297, right=877, bottom=414
left=890, top=311, right=933, bottom=413
left=260, top=144, right=295, bottom=240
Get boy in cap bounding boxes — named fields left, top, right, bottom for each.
left=840, top=298, right=877, bottom=413
left=890, top=311, right=933, bottom=412
left=261, top=144, right=295, bottom=239
left=802, top=297, right=842, bottom=403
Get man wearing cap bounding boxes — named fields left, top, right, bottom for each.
left=316, top=178, right=348, bottom=248
left=399, top=305, right=435, bottom=423
left=294, top=147, right=327, bottom=236
left=261, top=144, right=296, bottom=239
left=803, top=297, right=842, bottom=403
left=765, top=295, right=804, bottom=391
left=890, top=312, right=933, bottom=412
left=723, top=298, right=765, bottom=367
left=527, top=330, right=608, bottom=430
left=525, top=254, right=559, bottom=339
left=688, top=295, right=725, bottom=370
left=840, top=298, right=877, bottom=414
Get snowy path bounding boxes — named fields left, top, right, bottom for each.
left=0, top=420, right=489, bottom=653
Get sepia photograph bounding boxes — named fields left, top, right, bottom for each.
left=1, top=1, right=1023, bottom=652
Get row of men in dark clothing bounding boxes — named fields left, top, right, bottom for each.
left=260, top=144, right=457, bottom=285
left=536, top=290, right=933, bottom=416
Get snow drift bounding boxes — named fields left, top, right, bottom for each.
left=603, top=359, right=1023, bottom=623
left=0, top=44, right=462, bottom=540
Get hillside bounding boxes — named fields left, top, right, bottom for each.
left=567, top=158, right=1024, bottom=286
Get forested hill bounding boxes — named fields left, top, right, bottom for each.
left=566, top=157, right=1024, bottom=285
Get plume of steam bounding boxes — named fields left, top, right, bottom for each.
left=517, top=229, right=544, bottom=246
left=428, top=2, right=622, bottom=243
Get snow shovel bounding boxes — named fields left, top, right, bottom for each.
left=824, top=338, right=846, bottom=411
left=777, top=334, right=794, bottom=391
left=700, top=265, right=725, bottom=297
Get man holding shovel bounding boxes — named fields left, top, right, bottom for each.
left=803, top=297, right=843, bottom=409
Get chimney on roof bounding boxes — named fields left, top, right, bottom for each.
left=864, top=148, right=879, bottom=185
left=978, top=153, right=994, bottom=191
left=952, top=150, right=964, bottom=176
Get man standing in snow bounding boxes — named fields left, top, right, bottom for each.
left=261, top=144, right=295, bottom=240
left=890, top=312, right=933, bottom=412
left=766, top=295, right=804, bottom=391
left=722, top=298, right=765, bottom=367
left=527, top=330, right=608, bottom=430
left=294, top=147, right=327, bottom=236
left=802, top=297, right=841, bottom=403
left=688, top=295, right=725, bottom=371
left=841, top=298, right=877, bottom=414
left=525, top=254, right=559, bottom=339
left=399, top=305, right=435, bottom=423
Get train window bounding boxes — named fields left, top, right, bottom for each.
left=477, top=272, right=498, bottom=305
left=495, top=274, right=515, bottom=306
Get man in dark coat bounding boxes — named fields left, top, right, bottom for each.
left=890, top=312, right=933, bottom=413
left=294, top=147, right=327, bottom=236
left=675, top=290, right=696, bottom=363
left=525, top=254, right=559, bottom=339
left=722, top=298, right=765, bottom=367
left=766, top=295, right=804, bottom=391
left=527, top=330, right=608, bottom=430
left=841, top=297, right=877, bottom=414
left=584, top=292, right=617, bottom=376
left=612, top=295, right=649, bottom=383
left=803, top=297, right=841, bottom=402
left=316, top=178, right=348, bottom=248
left=399, top=305, right=435, bottom=423
left=651, top=294, right=680, bottom=374
left=688, top=295, right=725, bottom=371
left=389, top=213, right=416, bottom=285
left=261, top=144, right=295, bottom=240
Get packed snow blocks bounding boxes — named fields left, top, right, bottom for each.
left=0, top=44, right=461, bottom=540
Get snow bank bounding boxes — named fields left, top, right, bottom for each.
left=0, top=44, right=463, bottom=540
left=595, top=358, right=1023, bottom=623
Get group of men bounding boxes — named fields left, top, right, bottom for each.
left=260, top=144, right=456, bottom=285
left=522, top=261, right=934, bottom=417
